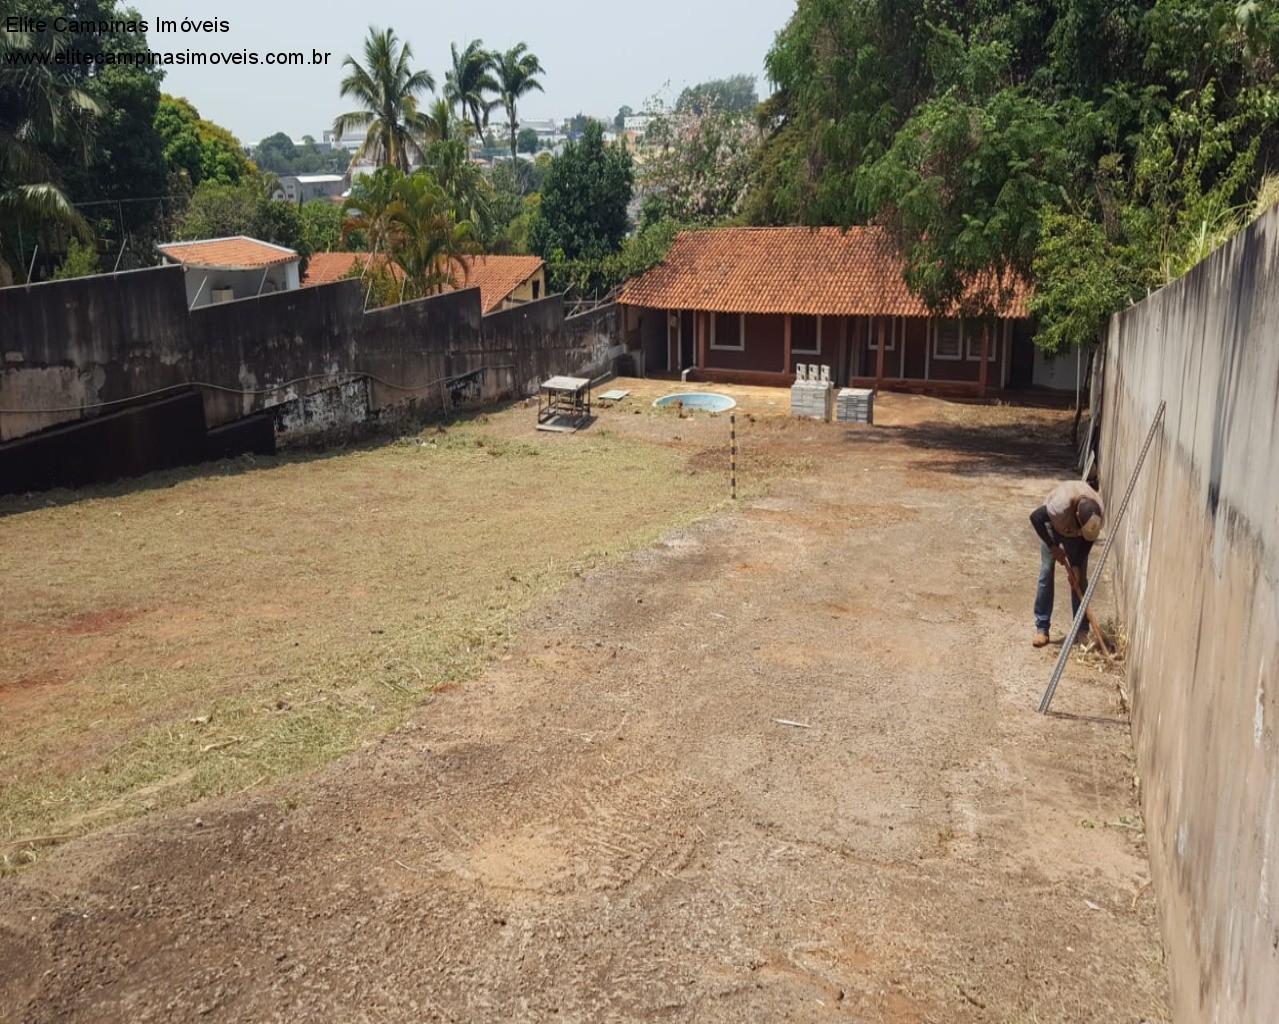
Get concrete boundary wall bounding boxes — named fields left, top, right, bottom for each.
left=1100, top=206, right=1279, bottom=1022
left=0, top=269, right=619, bottom=446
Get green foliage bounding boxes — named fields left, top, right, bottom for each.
left=339, top=166, right=478, bottom=304
left=0, top=9, right=100, bottom=278
left=531, top=121, right=633, bottom=283
left=517, top=128, right=540, bottom=154
left=253, top=132, right=349, bottom=175
left=444, top=40, right=498, bottom=139
left=51, top=237, right=100, bottom=279
left=614, top=105, right=634, bottom=130
left=751, top=0, right=1279, bottom=350
left=494, top=43, right=546, bottom=164
left=175, top=178, right=307, bottom=266
left=547, top=216, right=680, bottom=297
left=299, top=200, right=352, bottom=253
left=333, top=26, right=436, bottom=173
left=484, top=161, right=531, bottom=253
left=155, top=95, right=254, bottom=187
left=676, top=74, right=758, bottom=115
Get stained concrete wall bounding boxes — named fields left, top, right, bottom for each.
left=0, top=267, right=618, bottom=449
left=1100, top=206, right=1279, bottom=1022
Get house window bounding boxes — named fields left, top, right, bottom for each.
left=866, top=317, right=897, bottom=351
left=964, top=324, right=997, bottom=361
left=791, top=315, right=822, bottom=355
left=932, top=319, right=963, bottom=360
left=532, top=280, right=540, bottom=300
left=710, top=311, right=745, bottom=351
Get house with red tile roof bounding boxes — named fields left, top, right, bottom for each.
left=302, top=252, right=545, bottom=314
left=441, top=255, right=546, bottom=313
left=156, top=236, right=301, bottom=309
left=617, top=226, right=1036, bottom=395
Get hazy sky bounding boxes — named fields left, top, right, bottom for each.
left=126, top=0, right=796, bottom=144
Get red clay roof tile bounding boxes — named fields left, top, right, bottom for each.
left=302, top=253, right=543, bottom=313
left=443, top=255, right=545, bottom=313
left=157, top=236, right=298, bottom=270
left=617, top=227, right=1028, bottom=318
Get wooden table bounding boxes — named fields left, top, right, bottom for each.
left=536, top=375, right=592, bottom=432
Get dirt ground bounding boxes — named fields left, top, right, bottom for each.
left=0, top=385, right=1169, bottom=1022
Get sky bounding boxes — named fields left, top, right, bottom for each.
left=125, top=0, right=797, bottom=144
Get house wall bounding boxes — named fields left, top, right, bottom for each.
left=701, top=312, right=781, bottom=374
left=505, top=268, right=547, bottom=306
left=178, top=263, right=299, bottom=308
left=1098, top=206, right=1279, bottom=1024
left=1032, top=344, right=1091, bottom=392
left=0, top=267, right=621, bottom=457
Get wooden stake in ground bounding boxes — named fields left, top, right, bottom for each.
left=730, top=414, right=737, bottom=501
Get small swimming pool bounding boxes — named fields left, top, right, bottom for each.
left=652, top=392, right=737, bottom=413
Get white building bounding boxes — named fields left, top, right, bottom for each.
left=156, top=237, right=301, bottom=308
left=275, top=174, right=346, bottom=204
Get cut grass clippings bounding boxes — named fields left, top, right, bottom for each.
left=0, top=415, right=791, bottom=866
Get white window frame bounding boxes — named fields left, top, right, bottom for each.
left=965, top=322, right=998, bottom=362
left=791, top=314, right=822, bottom=356
left=709, top=311, right=746, bottom=351
left=866, top=316, right=897, bottom=352
left=932, top=318, right=963, bottom=361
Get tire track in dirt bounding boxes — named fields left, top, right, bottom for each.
left=0, top=417, right=1168, bottom=1023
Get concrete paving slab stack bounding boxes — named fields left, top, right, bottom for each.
left=836, top=387, right=875, bottom=424
left=791, top=364, right=834, bottom=421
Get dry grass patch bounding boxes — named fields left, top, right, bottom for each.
left=0, top=414, right=787, bottom=857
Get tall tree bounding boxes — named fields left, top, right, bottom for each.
left=389, top=172, right=476, bottom=299
left=530, top=120, right=632, bottom=291
left=749, top=0, right=1279, bottom=348
left=155, top=95, right=254, bottom=188
left=494, top=44, right=546, bottom=163
left=0, top=25, right=99, bottom=282
left=675, top=74, right=758, bottom=115
left=333, top=26, right=435, bottom=173
left=444, top=40, right=498, bottom=141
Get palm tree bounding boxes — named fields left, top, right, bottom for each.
left=390, top=173, right=477, bottom=300
left=0, top=29, right=98, bottom=282
left=421, top=97, right=462, bottom=147
left=444, top=41, right=498, bottom=143
left=495, top=44, right=545, bottom=164
left=340, top=166, right=406, bottom=257
left=333, top=27, right=435, bottom=174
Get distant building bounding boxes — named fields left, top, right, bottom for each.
left=623, top=114, right=653, bottom=132
left=156, top=236, right=301, bottom=308
left=520, top=118, right=558, bottom=138
left=323, top=128, right=366, bottom=153
left=275, top=174, right=346, bottom=204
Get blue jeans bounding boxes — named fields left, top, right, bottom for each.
left=1034, top=539, right=1091, bottom=635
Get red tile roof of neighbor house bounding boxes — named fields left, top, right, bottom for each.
left=617, top=226, right=1029, bottom=318
left=302, top=253, right=543, bottom=313
left=301, top=252, right=406, bottom=287
left=443, top=255, right=544, bottom=313
left=156, top=236, right=299, bottom=270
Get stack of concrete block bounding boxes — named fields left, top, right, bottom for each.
left=791, top=363, right=833, bottom=420
left=836, top=387, right=875, bottom=424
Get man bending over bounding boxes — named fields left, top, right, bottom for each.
left=1029, top=481, right=1104, bottom=648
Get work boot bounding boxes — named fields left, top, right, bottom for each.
left=1033, top=630, right=1050, bottom=648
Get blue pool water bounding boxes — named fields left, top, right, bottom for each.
left=652, top=392, right=737, bottom=412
